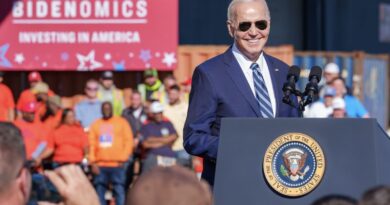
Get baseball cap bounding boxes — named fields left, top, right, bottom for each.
left=101, top=71, right=113, bottom=79
left=21, top=101, right=38, bottom=113
left=150, top=101, right=164, bottom=113
left=324, top=63, right=340, bottom=74
left=48, top=95, right=62, bottom=108
left=28, top=71, right=42, bottom=82
left=144, top=68, right=158, bottom=78
left=31, top=82, right=49, bottom=94
left=332, top=97, right=345, bottom=110
left=324, top=87, right=336, bottom=97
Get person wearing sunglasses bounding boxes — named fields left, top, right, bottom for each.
left=75, top=79, right=103, bottom=131
left=184, top=0, right=299, bottom=186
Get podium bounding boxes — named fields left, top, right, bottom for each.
left=214, top=118, right=390, bottom=205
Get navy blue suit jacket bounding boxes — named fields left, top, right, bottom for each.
left=183, top=47, right=299, bottom=186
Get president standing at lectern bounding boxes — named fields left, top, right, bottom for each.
left=184, top=0, right=299, bottom=186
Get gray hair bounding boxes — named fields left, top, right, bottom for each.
left=0, top=123, right=26, bottom=194
left=227, top=0, right=271, bottom=22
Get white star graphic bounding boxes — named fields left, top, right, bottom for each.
left=14, top=53, right=25, bottom=64
left=76, top=50, right=103, bottom=71
left=162, top=52, right=177, bottom=67
left=104, top=53, right=112, bottom=61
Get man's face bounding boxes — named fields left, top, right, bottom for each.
left=102, top=103, right=113, bottom=119
left=324, top=72, right=339, bottom=84
left=36, top=93, right=48, bottom=102
left=131, top=93, right=142, bottom=109
left=324, top=96, right=334, bottom=107
left=227, top=1, right=270, bottom=61
left=101, top=79, right=113, bottom=89
left=145, top=76, right=157, bottom=86
left=164, top=78, right=176, bottom=90
left=85, top=82, right=99, bottom=98
left=168, top=89, right=180, bottom=104
left=333, top=109, right=345, bottom=118
left=22, top=112, right=35, bottom=123
left=331, top=79, right=346, bottom=97
left=152, top=112, right=163, bottom=122
left=29, top=81, right=39, bottom=88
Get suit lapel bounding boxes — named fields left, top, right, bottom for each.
left=264, top=53, right=282, bottom=117
left=223, top=48, right=262, bottom=117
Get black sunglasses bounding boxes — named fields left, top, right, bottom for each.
left=86, top=87, right=98, bottom=91
left=238, top=20, right=268, bottom=32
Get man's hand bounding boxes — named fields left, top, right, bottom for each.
left=33, top=157, right=42, bottom=167
left=44, top=165, right=99, bottom=205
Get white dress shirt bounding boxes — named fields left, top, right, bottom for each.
left=232, top=44, right=276, bottom=117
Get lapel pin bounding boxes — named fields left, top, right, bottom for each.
left=275, top=68, right=279, bottom=71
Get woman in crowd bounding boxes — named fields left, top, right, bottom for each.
left=46, top=108, right=89, bottom=167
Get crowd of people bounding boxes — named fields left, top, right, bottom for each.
left=0, top=62, right=372, bottom=205
left=0, top=68, right=195, bottom=204
left=303, top=62, right=369, bottom=119
left=0, top=66, right=372, bottom=204
left=0, top=123, right=213, bottom=205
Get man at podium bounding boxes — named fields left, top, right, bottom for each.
left=184, top=0, right=299, bottom=186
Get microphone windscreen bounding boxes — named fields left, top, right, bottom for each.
left=288, top=65, right=301, bottom=82
left=309, top=66, right=322, bottom=82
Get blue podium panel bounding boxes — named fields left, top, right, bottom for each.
left=214, top=118, right=390, bottom=205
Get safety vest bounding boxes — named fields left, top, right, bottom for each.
left=97, top=88, right=124, bottom=116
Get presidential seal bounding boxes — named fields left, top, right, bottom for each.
left=263, top=133, right=325, bottom=197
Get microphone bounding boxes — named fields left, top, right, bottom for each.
left=303, top=66, right=322, bottom=106
left=282, top=65, right=301, bottom=106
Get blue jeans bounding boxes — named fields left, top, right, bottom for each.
left=93, top=166, right=126, bottom=205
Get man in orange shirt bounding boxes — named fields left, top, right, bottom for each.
left=19, top=81, right=52, bottom=124
left=0, top=71, right=15, bottom=121
left=89, top=101, right=133, bottom=205
left=16, top=71, right=55, bottom=112
left=13, top=102, right=49, bottom=165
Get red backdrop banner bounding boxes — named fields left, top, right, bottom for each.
left=0, top=0, right=178, bottom=71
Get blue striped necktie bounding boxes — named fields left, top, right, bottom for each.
left=250, top=63, right=274, bottom=118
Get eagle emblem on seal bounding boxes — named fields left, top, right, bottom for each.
left=280, top=148, right=310, bottom=181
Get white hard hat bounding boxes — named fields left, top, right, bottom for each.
left=332, top=97, right=346, bottom=110
left=150, top=101, right=164, bottom=113
left=324, top=63, right=340, bottom=74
